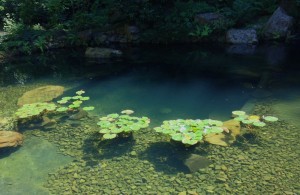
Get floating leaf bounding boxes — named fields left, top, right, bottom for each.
left=76, top=90, right=85, bottom=95
left=263, top=116, right=278, bottom=122
left=83, top=106, right=95, bottom=111
left=248, top=115, right=260, bottom=121
left=72, top=96, right=82, bottom=100
left=80, top=96, right=90, bottom=101
left=232, top=110, right=246, bottom=117
left=57, top=107, right=68, bottom=112
left=57, top=100, right=68, bottom=104
left=97, top=112, right=150, bottom=140
left=121, top=109, right=134, bottom=115
left=103, top=133, right=117, bottom=139
left=253, top=121, right=266, bottom=127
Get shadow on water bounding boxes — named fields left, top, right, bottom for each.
left=139, top=142, right=210, bottom=174
left=82, top=133, right=135, bottom=166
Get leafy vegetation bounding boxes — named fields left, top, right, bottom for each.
left=0, top=0, right=293, bottom=53
left=232, top=110, right=278, bottom=130
left=15, top=90, right=94, bottom=125
left=154, top=119, right=224, bottom=146
left=97, top=111, right=150, bottom=140
left=15, top=102, right=57, bottom=119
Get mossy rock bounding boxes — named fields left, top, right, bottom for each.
left=17, top=85, right=64, bottom=106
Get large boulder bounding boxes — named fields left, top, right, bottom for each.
left=226, top=29, right=258, bottom=44
left=85, top=47, right=122, bottom=58
left=263, top=7, right=294, bottom=40
left=0, top=131, right=23, bottom=148
left=17, top=85, right=64, bottom=106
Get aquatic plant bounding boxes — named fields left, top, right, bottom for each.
left=154, top=119, right=224, bottom=146
left=232, top=110, right=278, bottom=128
left=15, top=102, right=57, bottom=119
left=15, top=90, right=95, bottom=125
left=97, top=111, right=150, bottom=140
left=56, top=90, right=94, bottom=112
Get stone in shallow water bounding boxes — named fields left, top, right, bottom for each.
left=204, top=119, right=240, bottom=146
left=184, top=154, right=211, bottom=173
left=0, top=131, right=23, bottom=148
left=17, top=85, right=64, bottom=106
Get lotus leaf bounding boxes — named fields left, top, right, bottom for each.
left=121, top=109, right=134, bottom=115
left=57, top=100, right=68, bottom=104
left=83, top=106, right=95, bottom=111
left=232, top=110, right=246, bottom=117
left=263, top=116, right=278, bottom=122
left=98, top=113, right=150, bottom=140
left=16, top=102, right=57, bottom=119
left=154, top=119, right=224, bottom=146
left=103, top=133, right=117, bottom=139
left=56, top=107, right=68, bottom=112
left=56, top=90, right=94, bottom=112
left=76, top=90, right=85, bottom=95
left=232, top=111, right=278, bottom=130
left=80, top=96, right=90, bottom=101
left=252, top=121, right=266, bottom=127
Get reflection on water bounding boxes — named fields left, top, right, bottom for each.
left=0, top=44, right=299, bottom=194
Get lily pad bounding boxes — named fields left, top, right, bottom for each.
left=83, top=106, right=95, bottom=111
left=103, top=133, right=117, bottom=139
left=263, top=116, right=278, bottom=122
left=56, top=107, right=68, bottom=112
left=232, top=110, right=246, bottom=117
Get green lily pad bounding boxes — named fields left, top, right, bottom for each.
left=56, top=107, right=68, bottom=112
left=253, top=121, right=266, bottom=127
left=76, top=90, right=85, bottom=95
left=80, top=96, right=90, bottom=101
left=263, top=116, right=278, bottom=122
left=83, top=106, right=95, bottom=111
left=103, top=133, right=117, bottom=139
left=232, top=110, right=246, bottom=117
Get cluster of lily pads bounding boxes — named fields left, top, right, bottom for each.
left=154, top=119, right=224, bottom=146
left=56, top=90, right=94, bottom=112
left=15, top=102, right=57, bottom=119
left=15, top=90, right=94, bottom=121
left=97, top=110, right=150, bottom=140
left=232, top=110, right=278, bottom=128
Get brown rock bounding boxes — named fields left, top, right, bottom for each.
left=17, top=85, right=64, bottom=106
left=204, top=119, right=241, bottom=146
left=223, top=119, right=241, bottom=137
left=0, top=131, right=23, bottom=148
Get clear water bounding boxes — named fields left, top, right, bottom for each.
left=0, top=44, right=299, bottom=194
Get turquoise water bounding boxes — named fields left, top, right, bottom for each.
left=0, top=44, right=300, bottom=194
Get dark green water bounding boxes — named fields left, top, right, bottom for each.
left=0, top=44, right=299, bottom=194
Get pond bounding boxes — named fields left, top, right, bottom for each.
left=0, top=43, right=299, bottom=194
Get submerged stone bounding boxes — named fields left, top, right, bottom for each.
left=0, top=131, right=23, bottom=148
left=17, top=85, right=64, bottom=106
left=184, top=154, right=211, bottom=173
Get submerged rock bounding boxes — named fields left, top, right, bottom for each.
left=0, top=131, right=23, bottom=148
left=17, top=85, right=64, bottom=106
left=69, top=109, right=88, bottom=120
left=184, top=154, right=211, bottom=173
